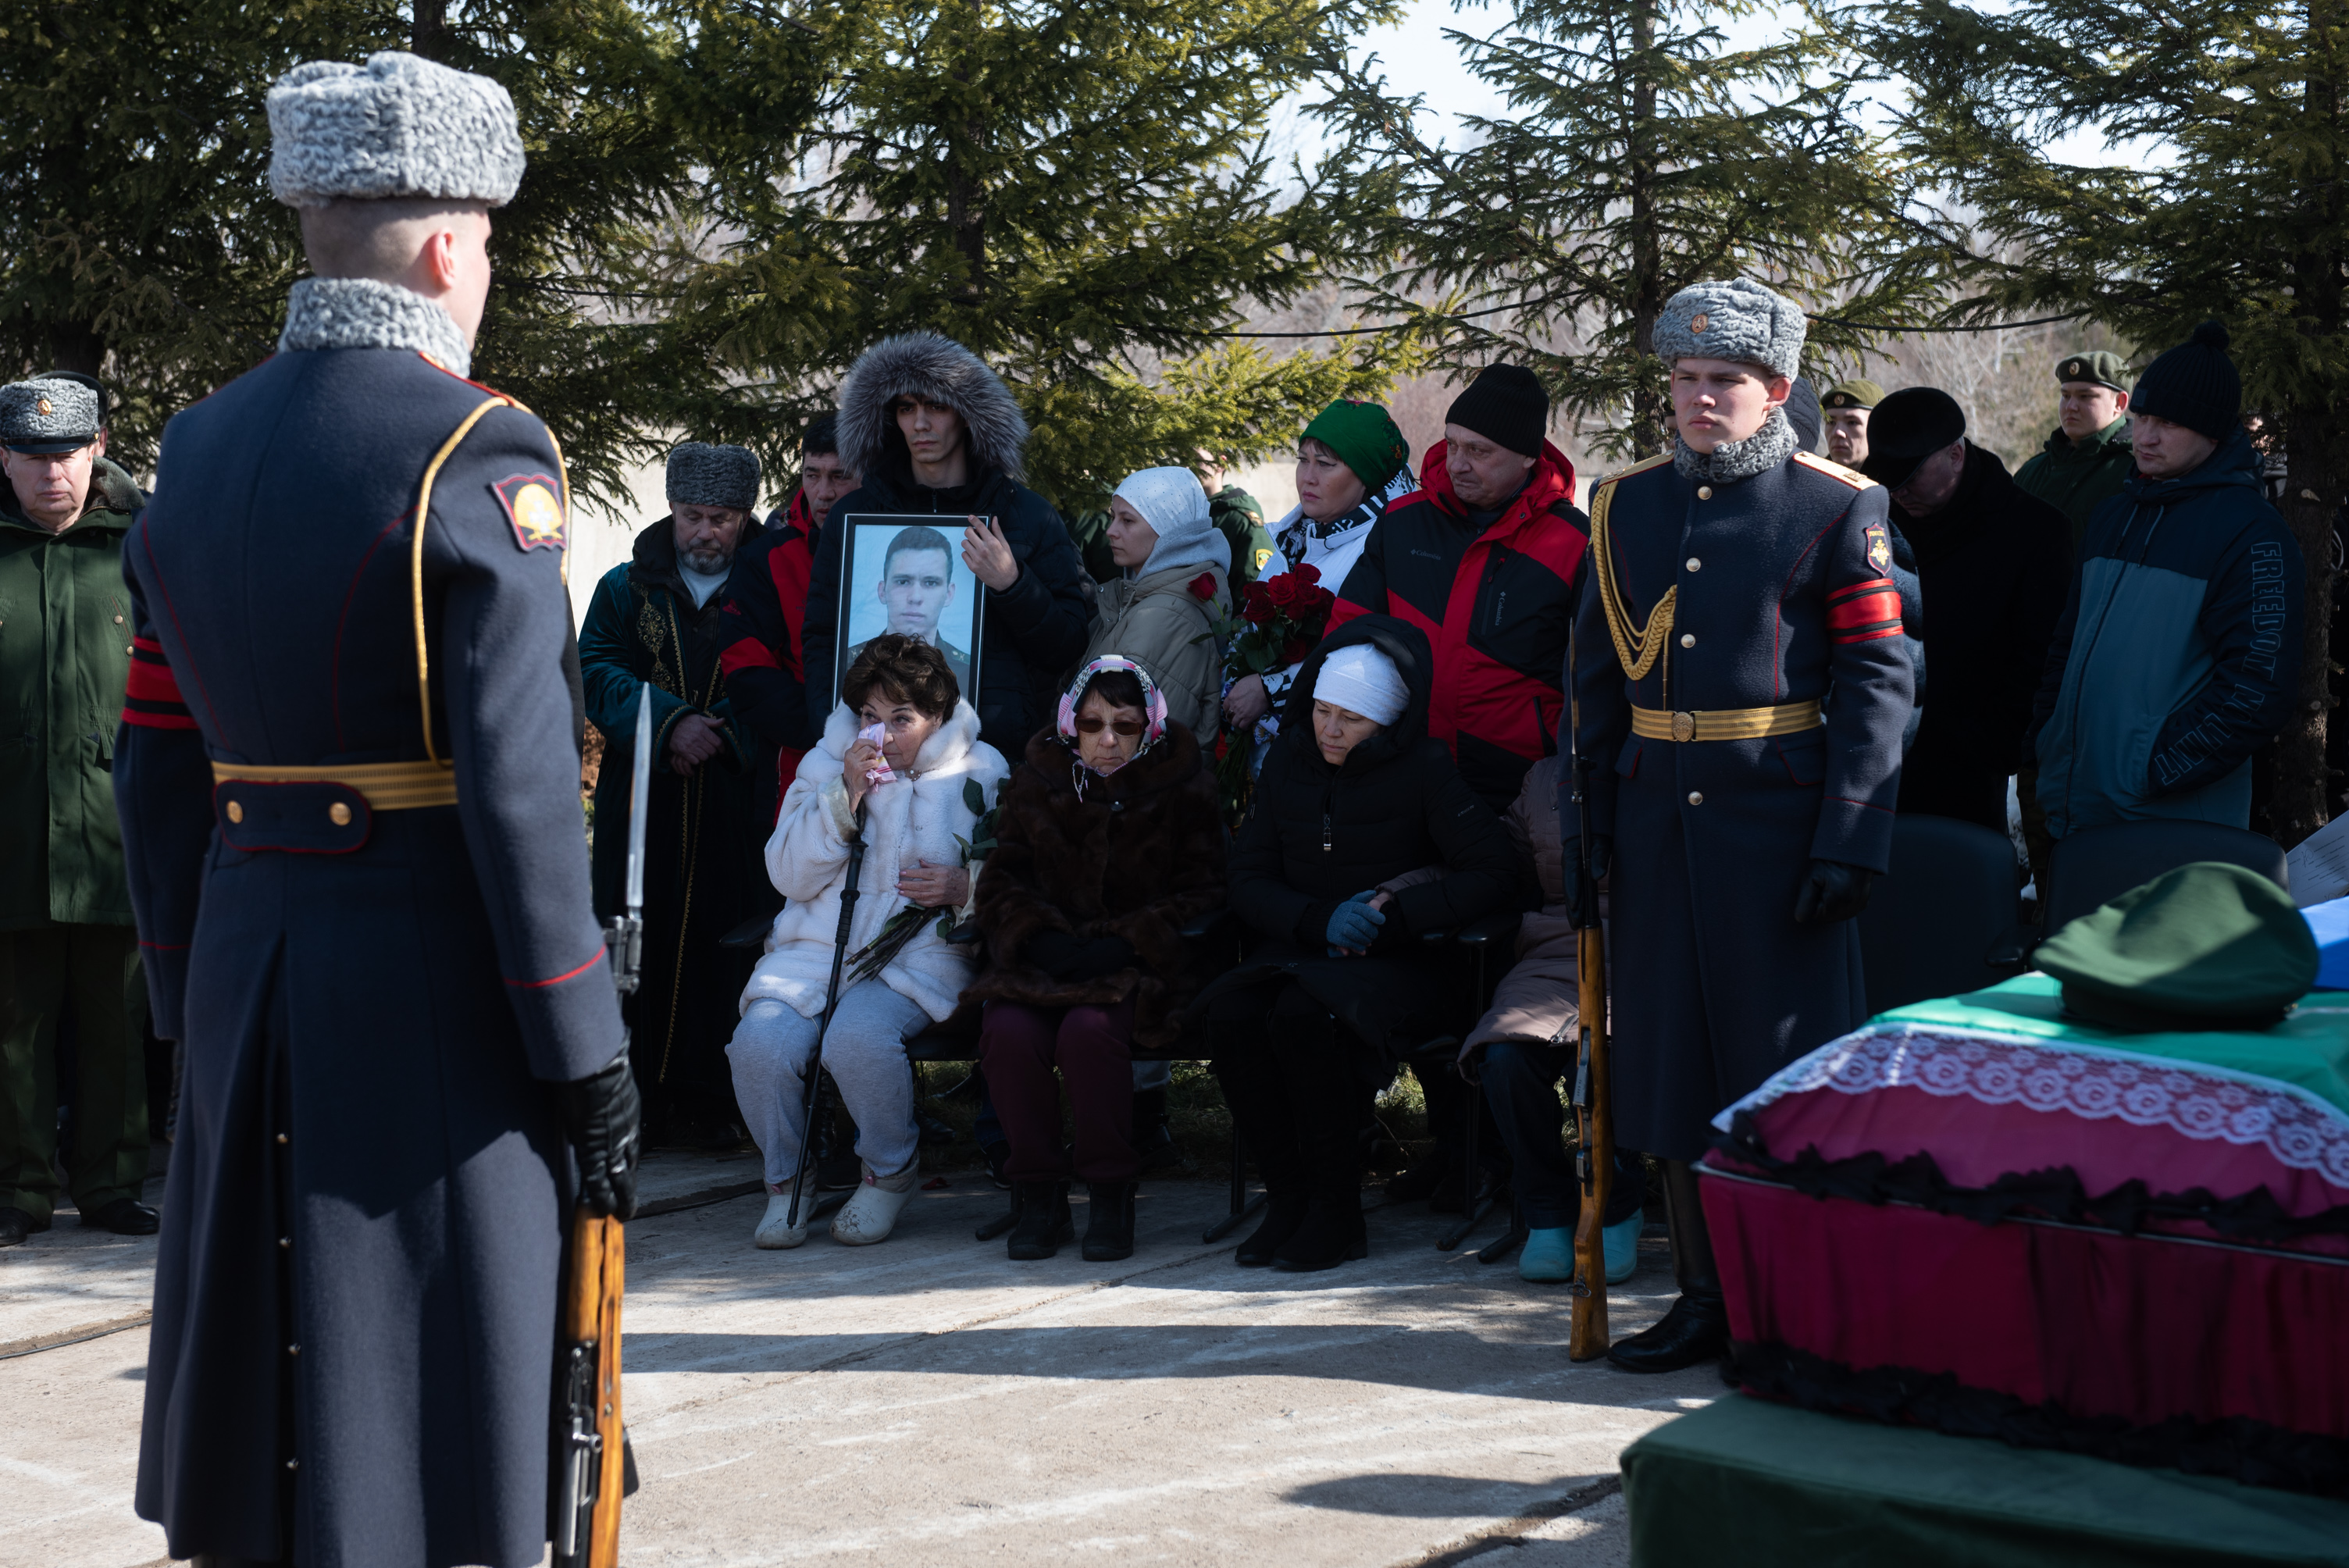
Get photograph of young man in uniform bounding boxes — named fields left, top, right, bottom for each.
left=837, top=521, right=980, bottom=705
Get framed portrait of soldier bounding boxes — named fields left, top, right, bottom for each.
left=832, top=515, right=987, bottom=711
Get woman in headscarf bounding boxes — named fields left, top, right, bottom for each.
left=961, top=657, right=1228, bottom=1263
left=1200, top=616, right=1517, bottom=1273
left=1221, top=400, right=1415, bottom=736
left=1082, top=466, right=1232, bottom=739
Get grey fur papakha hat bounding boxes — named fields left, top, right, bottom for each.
left=666, top=443, right=761, bottom=511
left=267, top=52, right=526, bottom=209
left=0, top=376, right=104, bottom=454
left=1654, top=279, right=1807, bottom=380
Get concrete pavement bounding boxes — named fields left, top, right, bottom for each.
left=0, top=1152, right=1711, bottom=1566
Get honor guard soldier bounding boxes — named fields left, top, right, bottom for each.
left=115, top=53, right=641, bottom=1568
left=1574, top=280, right=1912, bottom=1374
left=1820, top=378, right=1884, bottom=469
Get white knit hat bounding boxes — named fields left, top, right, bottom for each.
left=1314, top=644, right=1408, bottom=725
left=1113, top=465, right=1228, bottom=576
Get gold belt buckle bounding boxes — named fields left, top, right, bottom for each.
left=1671, top=711, right=1696, bottom=743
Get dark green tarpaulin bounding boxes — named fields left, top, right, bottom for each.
left=1622, top=1395, right=2349, bottom=1567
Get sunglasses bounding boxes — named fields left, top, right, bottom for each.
left=1075, top=717, right=1146, bottom=736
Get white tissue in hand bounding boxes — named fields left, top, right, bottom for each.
left=858, top=722, right=896, bottom=785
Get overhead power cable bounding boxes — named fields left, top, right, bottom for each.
left=1208, top=305, right=2091, bottom=340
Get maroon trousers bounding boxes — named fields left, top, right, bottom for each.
left=978, top=999, right=1139, bottom=1184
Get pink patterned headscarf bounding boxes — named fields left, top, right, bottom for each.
left=1057, top=656, right=1168, bottom=784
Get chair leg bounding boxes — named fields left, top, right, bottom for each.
left=1477, top=1194, right=1529, bottom=1265
left=1435, top=1076, right=1496, bottom=1250
left=1203, top=1117, right=1265, bottom=1242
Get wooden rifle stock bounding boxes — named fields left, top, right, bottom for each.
left=554, top=1207, right=626, bottom=1568
left=1567, top=919, right=1615, bottom=1357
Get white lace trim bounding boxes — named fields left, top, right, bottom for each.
left=1715, top=1023, right=2349, bottom=1188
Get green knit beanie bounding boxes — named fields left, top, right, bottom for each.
left=2036, top=861, right=2316, bottom=1032
left=1301, top=400, right=1410, bottom=494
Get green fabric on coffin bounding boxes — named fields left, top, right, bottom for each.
left=1622, top=1396, right=2349, bottom=1568
left=1873, top=973, right=2349, bottom=1121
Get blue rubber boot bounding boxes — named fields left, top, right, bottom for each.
left=1603, top=1213, right=1643, bottom=1284
left=1519, top=1225, right=1574, bottom=1282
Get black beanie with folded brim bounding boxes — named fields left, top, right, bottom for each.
left=1445, top=364, right=1549, bottom=458
left=2130, top=320, right=2242, bottom=444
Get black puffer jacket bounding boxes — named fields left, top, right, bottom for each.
left=799, top=333, right=1092, bottom=757
left=1232, top=615, right=1519, bottom=948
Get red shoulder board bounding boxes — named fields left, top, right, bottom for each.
left=490, top=472, right=567, bottom=552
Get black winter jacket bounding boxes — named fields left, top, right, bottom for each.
left=1889, top=443, right=2072, bottom=832
left=1230, top=615, right=1520, bottom=950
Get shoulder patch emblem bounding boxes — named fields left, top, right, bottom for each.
left=491, top=472, right=566, bottom=553
left=1866, top=522, right=1892, bottom=573
left=1793, top=451, right=1874, bottom=490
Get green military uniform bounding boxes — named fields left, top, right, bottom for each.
left=0, top=428, right=151, bottom=1233
left=2014, top=351, right=2135, bottom=554
left=1208, top=484, right=1275, bottom=583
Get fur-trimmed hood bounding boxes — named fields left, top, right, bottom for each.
left=836, top=331, right=1031, bottom=486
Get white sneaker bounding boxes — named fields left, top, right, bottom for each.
left=830, top=1167, right=918, bottom=1245
left=754, top=1188, right=820, bottom=1249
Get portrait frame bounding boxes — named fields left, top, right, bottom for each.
left=832, top=514, right=988, bottom=715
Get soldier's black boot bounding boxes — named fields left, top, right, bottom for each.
left=1006, top=1180, right=1074, bottom=1260
left=1082, top=1181, right=1138, bottom=1262
left=1606, top=1158, right=1728, bottom=1373
left=1214, top=1034, right=1311, bottom=1266
left=1272, top=1012, right=1369, bottom=1274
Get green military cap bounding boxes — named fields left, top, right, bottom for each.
left=1820, top=380, right=1885, bottom=411
left=2055, top=350, right=2130, bottom=392
left=2036, top=862, right=2317, bottom=1033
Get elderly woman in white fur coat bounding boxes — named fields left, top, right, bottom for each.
left=728, top=634, right=1008, bottom=1249
left=1084, top=465, right=1232, bottom=739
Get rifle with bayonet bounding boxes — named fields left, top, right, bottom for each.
left=555, top=683, right=651, bottom=1568
left=1567, top=690, right=1616, bottom=1360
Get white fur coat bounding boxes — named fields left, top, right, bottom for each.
left=743, top=700, right=1008, bottom=1023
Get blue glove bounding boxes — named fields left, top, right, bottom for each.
left=1325, top=891, right=1387, bottom=955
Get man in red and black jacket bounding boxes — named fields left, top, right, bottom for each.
left=1327, top=363, right=1589, bottom=812
left=716, top=413, right=859, bottom=822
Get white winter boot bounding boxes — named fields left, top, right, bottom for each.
left=830, top=1164, right=920, bottom=1245
left=754, top=1186, right=821, bottom=1249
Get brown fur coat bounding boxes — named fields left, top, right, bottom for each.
left=957, top=722, right=1228, bottom=1048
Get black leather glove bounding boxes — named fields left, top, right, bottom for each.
left=558, top=1053, right=642, bottom=1220
left=1069, top=935, right=1137, bottom=979
left=1023, top=928, right=1088, bottom=979
left=1793, top=859, right=1877, bottom=925
left=1567, top=835, right=1612, bottom=928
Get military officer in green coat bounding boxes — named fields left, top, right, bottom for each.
left=2014, top=350, right=2135, bottom=553
left=0, top=373, right=156, bottom=1247
left=1196, top=448, right=1276, bottom=583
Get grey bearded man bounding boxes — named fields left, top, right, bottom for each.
left=1573, top=278, right=1912, bottom=1376
left=115, top=52, right=640, bottom=1568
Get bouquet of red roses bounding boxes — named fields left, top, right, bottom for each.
left=1205, top=563, right=1337, bottom=816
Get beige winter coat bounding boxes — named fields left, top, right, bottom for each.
left=1461, top=754, right=1609, bottom=1056
left=1083, top=561, right=1229, bottom=739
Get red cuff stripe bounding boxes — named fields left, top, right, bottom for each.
left=1827, top=589, right=1902, bottom=630
left=1827, top=576, right=1896, bottom=604
left=718, top=638, right=782, bottom=676
left=1831, top=625, right=1907, bottom=644
left=133, top=635, right=165, bottom=654
left=126, top=658, right=187, bottom=704
left=505, top=946, right=608, bottom=990
left=122, top=707, right=201, bottom=730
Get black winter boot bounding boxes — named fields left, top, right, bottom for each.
left=1082, top=1181, right=1138, bottom=1262
left=1271, top=1011, right=1369, bottom=1273
left=1007, top=1181, right=1075, bottom=1260
left=1607, top=1159, right=1729, bottom=1373
left=1214, top=1038, right=1310, bottom=1266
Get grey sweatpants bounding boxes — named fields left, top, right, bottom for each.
left=727, top=984, right=929, bottom=1187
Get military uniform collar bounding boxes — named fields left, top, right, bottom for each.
left=279, top=277, right=474, bottom=378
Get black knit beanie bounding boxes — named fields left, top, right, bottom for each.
left=2130, top=321, right=2241, bottom=442
left=1445, top=364, right=1549, bottom=458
